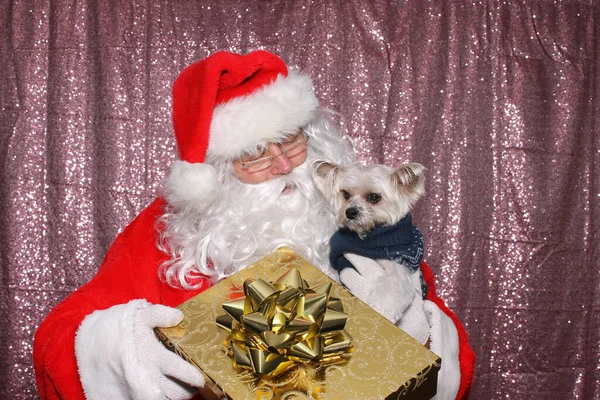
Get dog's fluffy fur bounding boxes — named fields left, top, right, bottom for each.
left=312, top=160, right=428, bottom=324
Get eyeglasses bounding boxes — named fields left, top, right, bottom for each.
left=235, top=130, right=309, bottom=174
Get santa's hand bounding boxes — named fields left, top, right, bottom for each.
left=395, top=280, right=430, bottom=345
left=340, top=254, right=430, bottom=344
left=340, top=253, right=416, bottom=324
left=75, top=300, right=205, bottom=400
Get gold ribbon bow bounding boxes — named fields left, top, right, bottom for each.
left=216, top=268, right=353, bottom=377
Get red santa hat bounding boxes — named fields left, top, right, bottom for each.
left=164, top=50, right=319, bottom=209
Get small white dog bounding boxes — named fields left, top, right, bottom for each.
left=312, top=160, right=428, bottom=326
left=313, top=161, right=461, bottom=400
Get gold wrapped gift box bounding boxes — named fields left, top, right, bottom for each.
left=156, top=247, right=440, bottom=400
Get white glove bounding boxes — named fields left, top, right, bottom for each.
left=75, top=299, right=205, bottom=400
left=340, top=253, right=430, bottom=344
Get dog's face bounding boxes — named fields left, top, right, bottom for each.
left=313, top=162, right=425, bottom=238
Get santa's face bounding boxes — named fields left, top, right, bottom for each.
left=159, top=119, right=355, bottom=288
left=231, top=129, right=309, bottom=184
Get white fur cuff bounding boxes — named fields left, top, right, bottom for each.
left=423, top=300, right=460, bottom=400
left=164, top=160, right=218, bottom=209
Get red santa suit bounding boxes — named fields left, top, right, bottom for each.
left=33, top=50, right=474, bottom=400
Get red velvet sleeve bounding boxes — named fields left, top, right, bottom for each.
left=33, top=199, right=169, bottom=399
left=421, top=261, right=476, bottom=400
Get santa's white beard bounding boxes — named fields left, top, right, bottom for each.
left=158, top=161, right=339, bottom=289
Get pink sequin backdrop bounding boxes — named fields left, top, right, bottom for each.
left=2, top=1, right=598, bottom=399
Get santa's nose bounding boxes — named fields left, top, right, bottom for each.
left=268, top=144, right=294, bottom=175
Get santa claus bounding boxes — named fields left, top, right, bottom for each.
left=33, top=50, right=474, bottom=400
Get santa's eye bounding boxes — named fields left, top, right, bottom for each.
left=341, top=190, right=351, bottom=200
left=237, top=147, right=266, bottom=163
left=366, top=193, right=381, bottom=204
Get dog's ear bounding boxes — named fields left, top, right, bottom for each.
left=392, top=163, right=426, bottom=201
left=311, top=161, right=342, bottom=199
left=313, top=161, right=339, bottom=179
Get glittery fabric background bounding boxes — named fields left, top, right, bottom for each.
left=1, top=1, right=598, bottom=399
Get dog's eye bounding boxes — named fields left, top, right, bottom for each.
left=366, top=193, right=381, bottom=204
left=341, top=190, right=351, bottom=200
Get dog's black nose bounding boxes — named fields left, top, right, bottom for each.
left=345, top=207, right=359, bottom=220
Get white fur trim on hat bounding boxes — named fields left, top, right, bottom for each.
left=208, top=70, right=319, bottom=160
left=164, top=161, right=218, bottom=210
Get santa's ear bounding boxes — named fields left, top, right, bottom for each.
left=311, top=160, right=343, bottom=200
left=392, top=163, right=426, bottom=202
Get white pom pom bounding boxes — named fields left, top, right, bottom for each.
left=163, top=161, right=218, bottom=210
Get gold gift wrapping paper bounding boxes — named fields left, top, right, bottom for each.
left=156, top=247, right=441, bottom=400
